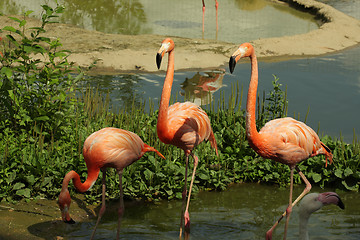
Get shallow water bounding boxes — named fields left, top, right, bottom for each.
left=56, top=184, right=359, bottom=239
left=0, top=0, right=319, bottom=43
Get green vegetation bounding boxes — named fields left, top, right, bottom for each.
left=0, top=3, right=359, bottom=205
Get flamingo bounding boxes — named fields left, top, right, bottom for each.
left=228, top=43, right=333, bottom=240
left=201, top=0, right=219, bottom=38
left=156, top=38, right=218, bottom=237
left=298, top=192, right=344, bottom=240
left=58, top=127, right=165, bottom=240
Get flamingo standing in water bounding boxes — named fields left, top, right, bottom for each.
left=228, top=43, right=333, bottom=240
left=58, top=127, right=165, bottom=240
left=201, top=0, right=219, bottom=38
left=156, top=38, right=218, bottom=237
left=298, top=192, right=344, bottom=240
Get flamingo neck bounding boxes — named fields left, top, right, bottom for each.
left=61, top=169, right=100, bottom=193
left=299, top=212, right=310, bottom=240
left=246, top=53, right=261, bottom=147
left=157, top=49, right=174, bottom=142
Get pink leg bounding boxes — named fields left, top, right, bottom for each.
left=90, top=169, right=106, bottom=240
left=266, top=166, right=312, bottom=239
left=117, top=170, right=124, bottom=240
left=215, top=0, right=218, bottom=32
left=202, top=0, right=205, bottom=36
left=179, top=154, right=189, bottom=239
left=184, top=153, right=199, bottom=233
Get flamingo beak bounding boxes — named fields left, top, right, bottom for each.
left=229, top=56, right=237, bottom=74
left=156, top=52, right=162, bottom=69
left=318, top=192, right=345, bottom=209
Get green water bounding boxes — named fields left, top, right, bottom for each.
left=55, top=184, right=359, bottom=239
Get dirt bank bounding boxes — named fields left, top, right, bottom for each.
left=1, top=0, right=360, bottom=74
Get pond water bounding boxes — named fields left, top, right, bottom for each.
left=49, top=184, right=359, bottom=239
left=0, top=0, right=319, bottom=43
left=80, top=44, right=360, bottom=143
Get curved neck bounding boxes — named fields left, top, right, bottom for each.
left=299, top=213, right=310, bottom=240
left=246, top=53, right=261, bottom=146
left=157, top=50, right=174, bottom=140
left=61, top=168, right=100, bottom=193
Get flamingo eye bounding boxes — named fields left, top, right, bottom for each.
left=162, top=42, right=171, bottom=52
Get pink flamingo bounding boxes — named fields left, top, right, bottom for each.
left=58, top=127, right=165, bottom=240
left=229, top=42, right=333, bottom=240
left=156, top=38, right=218, bottom=238
left=202, top=0, right=219, bottom=37
left=299, top=192, right=344, bottom=240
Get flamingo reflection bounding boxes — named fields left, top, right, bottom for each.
left=180, top=69, right=225, bottom=106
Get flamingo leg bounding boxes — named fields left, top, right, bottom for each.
left=265, top=166, right=312, bottom=240
left=91, top=169, right=107, bottom=240
left=179, top=154, right=190, bottom=239
left=184, top=153, right=199, bottom=233
left=215, top=0, right=218, bottom=33
left=202, top=0, right=206, bottom=38
left=283, top=167, right=294, bottom=239
left=117, top=170, right=124, bottom=240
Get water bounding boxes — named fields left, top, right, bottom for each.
left=0, top=0, right=319, bottom=43
left=58, top=184, right=360, bottom=239
left=81, top=44, right=360, bottom=143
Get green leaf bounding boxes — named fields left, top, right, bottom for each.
left=16, top=188, right=31, bottom=198
left=312, top=173, right=322, bottom=183
left=1, top=67, right=13, bottom=79
left=13, top=182, right=25, bottom=190
left=34, top=116, right=50, bottom=121
left=344, top=167, right=353, bottom=177
left=334, top=168, right=343, bottom=178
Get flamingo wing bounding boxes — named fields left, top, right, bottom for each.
left=83, top=127, right=145, bottom=170
left=166, top=102, right=216, bottom=153
left=258, top=117, right=328, bottom=166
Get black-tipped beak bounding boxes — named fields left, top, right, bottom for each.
left=65, top=218, right=76, bottom=224
left=229, top=56, right=236, bottom=74
left=337, top=196, right=345, bottom=209
left=156, top=53, right=162, bottom=69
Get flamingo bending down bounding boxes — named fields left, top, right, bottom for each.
left=201, top=0, right=219, bottom=37
left=58, top=127, right=165, bottom=240
left=299, top=192, right=344, bottom=240
left=156, top=38, right=218, bottom=238
left=229, top=43, right=333, bottom=240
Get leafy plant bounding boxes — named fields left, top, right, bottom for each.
left=0, top=1, right=82, bottom=139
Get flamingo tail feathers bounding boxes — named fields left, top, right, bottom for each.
left=321, top=142, right=333, bottom=167
left=209, top=131, right=218, bottom=156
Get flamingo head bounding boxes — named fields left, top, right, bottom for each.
left=300, top=192, right=344, bottom=216
left=58, top=189, right=75, bottom=224
left=156, top=38, right=175, bottom=69
left=229, top=42, right=254, bottom=74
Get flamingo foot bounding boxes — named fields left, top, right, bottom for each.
left=184, top=210, right=191, bottom=233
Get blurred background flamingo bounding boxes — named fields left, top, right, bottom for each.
left=229, top=43, right=333, bottom=240
left=156, top=38, right=218, bottom=238
left=201, top=0, right=219, bottom=39
left=58, top=127, right=165, bottom=240
left=298, top=192, right=344, bottom=240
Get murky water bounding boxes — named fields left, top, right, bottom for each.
left=51, top=184, right=359, bottom=239
left=0, top=0, right=319, bottom=43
